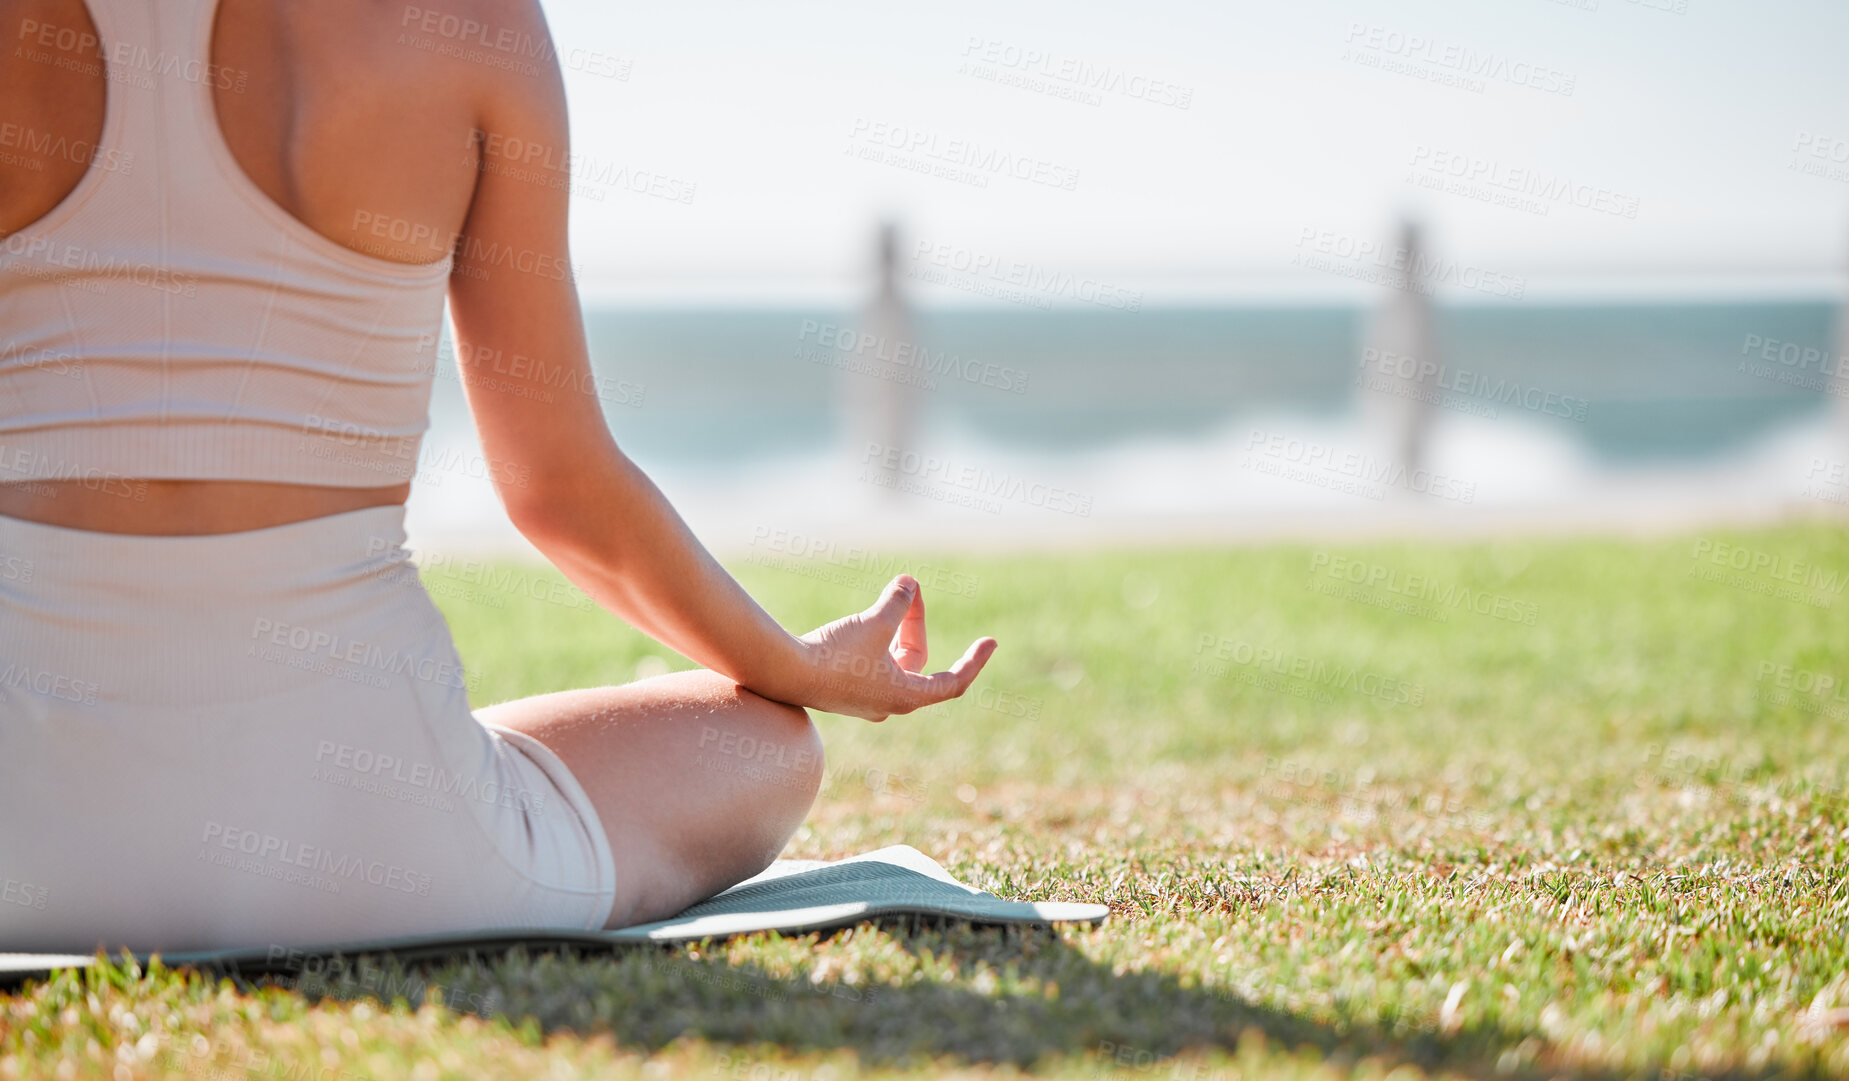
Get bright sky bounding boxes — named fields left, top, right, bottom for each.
left=535, top=0, right=1849, bottom=303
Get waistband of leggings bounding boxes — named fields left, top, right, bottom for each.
left=0, top=505, right=410, bottom=595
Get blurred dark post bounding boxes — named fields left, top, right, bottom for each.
left=848, top=219, right=923, bottom=496
left=1359, top=218, right=1437, bottom=487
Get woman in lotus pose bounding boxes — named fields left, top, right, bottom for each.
left=0, top=0, right=994, bottom=952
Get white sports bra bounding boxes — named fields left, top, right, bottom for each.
left=0, top=0, right=453, bottom=488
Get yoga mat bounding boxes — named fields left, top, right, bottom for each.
left=0, top=845, right=1108, bottom=985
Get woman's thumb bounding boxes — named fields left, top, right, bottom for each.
left=864, top=574, right=919, bottom=631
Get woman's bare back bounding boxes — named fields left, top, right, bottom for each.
left=0, top=0, right=518, bottom=532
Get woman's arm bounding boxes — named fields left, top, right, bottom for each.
left=441, top=1, right=993, bottom=720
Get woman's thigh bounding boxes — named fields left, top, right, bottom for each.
left=477, top=670, right=826, bottom=929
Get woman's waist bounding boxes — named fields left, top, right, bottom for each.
left=0, top=497, right=419, bottom=603
left=0, top=415, right=435, bottom=494
left=0, top=479, right=409, bottom=536
left=0, top=502, right=463, bottom=709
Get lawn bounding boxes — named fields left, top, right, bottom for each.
left=5, top=523, right=1849, bottom=1079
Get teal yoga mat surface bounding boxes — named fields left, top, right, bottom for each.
left=0, top=845, right=1109, bottom=984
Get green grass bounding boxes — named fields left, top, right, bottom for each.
left=7, top=524, right=1849, bottom=1079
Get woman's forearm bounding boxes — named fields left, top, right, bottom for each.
left=515, top=447, right=813, bottom=703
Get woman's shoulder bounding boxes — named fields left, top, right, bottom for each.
left=272, top=0, right=561, bottom=88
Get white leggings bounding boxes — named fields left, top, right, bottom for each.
left=0, top=506, right=616, bottom=954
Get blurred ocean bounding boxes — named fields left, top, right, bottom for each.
left=405, top=299, right=1849, bottom=555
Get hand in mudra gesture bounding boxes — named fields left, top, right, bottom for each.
left=794, top=575, right=998, bottom=722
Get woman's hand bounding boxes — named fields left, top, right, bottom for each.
left=787, top=574, right=998, bottom=721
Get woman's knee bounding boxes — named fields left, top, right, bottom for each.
left=731, top=685, right=825, bottom=813
left=677, top=684, right=822, bottom=896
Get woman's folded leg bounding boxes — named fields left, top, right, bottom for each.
left=476, top=670, right=825, bottom=930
